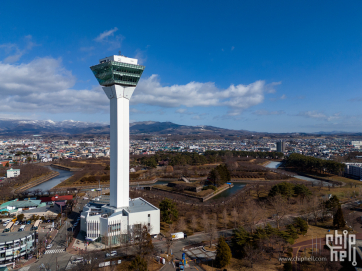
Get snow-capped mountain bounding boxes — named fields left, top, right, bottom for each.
left=0, top=119, right=109, bottom=135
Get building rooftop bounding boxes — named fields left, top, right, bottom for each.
left=9, top=199, right=41, bottom=208
left=89, top=196, right=158, bottom=214
left=0, top=231, right=34, bottom=244
left=125, top=197, right=159, bottom=213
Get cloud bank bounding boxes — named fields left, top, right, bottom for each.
left=133, top=75, right=277, bottom=115
left=0, top=57, right=277, bottom=116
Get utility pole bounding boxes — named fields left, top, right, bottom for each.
left=66, top=221, right=68, bottom=247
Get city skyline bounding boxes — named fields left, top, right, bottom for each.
left=0, top=1, right=361, bottom=133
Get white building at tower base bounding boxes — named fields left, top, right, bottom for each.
left=80, top=196, right=160, bottom=244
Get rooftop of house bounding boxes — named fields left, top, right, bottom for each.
left=0, top=231, right=35, bottom=244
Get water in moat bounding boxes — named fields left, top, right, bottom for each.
left=27, top=166, right=74, bottom=192
left=209, top=182, right=246, bottom=201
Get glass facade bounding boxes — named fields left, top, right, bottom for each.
left=90, top=61, right=145, bottom=87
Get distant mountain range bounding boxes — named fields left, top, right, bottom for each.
left=0, top=119, right=109, bottom=136
left=0, top=119, right=360, bottom=137
left=0, top=119, right=251, bottom=136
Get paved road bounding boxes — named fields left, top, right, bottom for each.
left=27, top=198, right=88, bottom=271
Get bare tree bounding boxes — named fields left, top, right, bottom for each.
left=344, top=210, right=360, bottom=231
left=222, top=208, right=228, bottom=229
left=244, top=243, right=261, bottom=268
left=165, top=223, right=176, bottom=254
left=177, top=217, right=187, bottom=232
left=130, top=223, right=154, bottom=258
left=190, top=215, right=197, bottom=234
left=231, top=207, right=238, bottom=228
left=211, top=213, right=218, bottom=228
left=308, top=195, right=322, bottom=225
left=269, top=194, right=289, bottom=229
left=240, top=201, right=263, bottom=233
left=201, top=212, right=209, bottom=232
left=254, top=184, right=265, bottom=199
left=206, top=223, right=218, bottom=248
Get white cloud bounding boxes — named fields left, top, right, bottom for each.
left=134, top=49, right=147, bottom=65
left=94, top=28, right=123, bottom=50
left=0, top=58, right=75, bottom=95
left=253, top=110, right=285, bottom=116
left=0, top=35, right=38, bottom=63
left=175, top=108, right=187, bottom=114
left=298, top=111, right=341, bottom=121
left=231, top=46, right=235, bottom=51
left=94, top=27, right=118, bottom=42
left=280, top=94, right=286, bottom=99
left=133, top=75, right=277, bottom=115
left=0, top=57, right=108, bottom=114
left=0, top=57, right=278, bottom=117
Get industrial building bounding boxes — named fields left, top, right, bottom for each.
left=80, top=55, right=160, bottom=244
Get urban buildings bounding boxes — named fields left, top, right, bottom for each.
left=352, top=141, right=362, bottom=149
left=80, top=55, right=160, bottom=244
left=6, top=169, right=20, bottom=178
left=276, top=141, right=286, bottom=153
left=345, top=163, right=362, bottom=179
left=0, top=231, right=36, bottom=267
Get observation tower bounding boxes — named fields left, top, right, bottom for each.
left=90, top=55, right=144, bottom=209
left=80, top=55, right=159, bottom=245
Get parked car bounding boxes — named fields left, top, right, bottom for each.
left=46, top=244, right=53, bottom=249
left=72, top=257, right=84, bottom=264
left=14, top=221, right=19, bottom=225
left=105, top=251, right=117, bottom=257
left=27, top=221, right=31, bottom=224
left=2, top=222, right=8, bottom=227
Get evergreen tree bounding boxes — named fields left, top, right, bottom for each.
left=293, top=184, right=311, bottom=201
left=215, top=236, right=232, bottom=268
left=325, top=195, right=340, bottom=212
left=292, top=217, right=308, bottom=235
left=208, top=164, right=231, bottom=187
left=159, top=198, right=178, bottom=223
left=232, top=226, right=250, bottom=258
left=268, top=182, right=294, bottom=199
left=333, top=206, right=346, bottom=229
left=128, top=255, right=147, bottom=271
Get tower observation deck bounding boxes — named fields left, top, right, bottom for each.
left=90, top=55, right=145, bottom=209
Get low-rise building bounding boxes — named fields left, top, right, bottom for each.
left=6, top=169, right=20, bottom=178
left=81, top=196, right=160, bottom=244
left=0, top=231, right=36, bottom=267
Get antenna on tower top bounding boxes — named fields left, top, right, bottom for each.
left=118, top=51, right=121, bottom=56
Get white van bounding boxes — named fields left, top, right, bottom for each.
left=171, top=232, right=184, bottom=240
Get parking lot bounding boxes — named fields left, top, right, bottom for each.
left=0, top=219, right=56, bottom=233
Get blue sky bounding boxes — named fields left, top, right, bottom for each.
left=0, top=1, right=361, bottom=133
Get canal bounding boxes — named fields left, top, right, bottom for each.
left=27, top=166, right=74, bottom=192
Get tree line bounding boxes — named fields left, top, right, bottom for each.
left=284, top=153, right=345, bottom=175
left=138, top=150, right=284, bottom=168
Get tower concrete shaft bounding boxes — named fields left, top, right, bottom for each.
left=90, top=55, right=145, bottom=209
left=103, top=85, right=135, bottom=208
